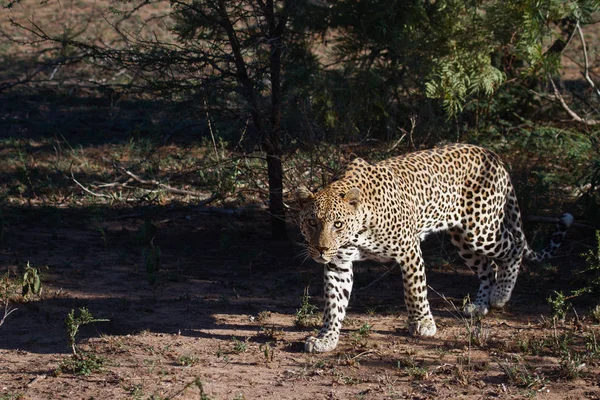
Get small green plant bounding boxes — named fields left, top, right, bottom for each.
left=351, top=322, right=372, bottom=347
left=547, top=231, right=600, bottom=320
left=294, top=286, right=318, bottom=329
left=397, top=356, right=417, bottom=369
left=547, top=291, right=569, bottom=321
left=0, top=392, right=24, bottom=400
left=499, top=357, right=546, bottom=390
left=574, top=231, right=600, bottom=297
left=127, top=384, right=145, bottom=399
left=65, top=307, right=109, bottom=355
left=407, top=366, right=429, bottom=380
left=518, top=336, right=549, bottom=356
left=260, top=342, right=274, bottom=364
left=585, top=330, right=598, bottom=356
left=56, top=352, right=104, bottom=376
left=557, top=351, right=587, bottom=380
left=178, top=354, right=200, bottom=367
left=231, top=336, right=247, bottom=353
left=356, top=322, right=372, bottom=337
left=258, top=324, right=283, bottom=341
left=256, top=310, right=272, bottom=324
left=551, top=332, right=574, bottom=355
left=21, top=262, right=42, bottom=299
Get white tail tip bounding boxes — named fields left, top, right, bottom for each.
left=560, top=213, right=574, bottom=228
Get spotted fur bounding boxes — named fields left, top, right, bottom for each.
left=297, top=143, right=572, bottom=353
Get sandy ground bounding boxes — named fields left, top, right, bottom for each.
left=0, top=209, right=598, bottom=400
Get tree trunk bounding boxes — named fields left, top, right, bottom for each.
left=218, top=0, right=288, bottom=239
left=265, top=0, right=288, bottom=240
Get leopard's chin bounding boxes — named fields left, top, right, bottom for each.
left=312, top=256, right=330, bottom=264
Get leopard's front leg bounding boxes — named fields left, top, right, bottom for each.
left=398, top=239, right=437, bottom=337
left=305, top=262, right=353, bottom=353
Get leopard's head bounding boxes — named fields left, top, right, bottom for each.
left=296, top=185, right=362, bottom=264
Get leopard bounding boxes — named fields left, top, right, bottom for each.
left=296, top=143, right=573, bottom=353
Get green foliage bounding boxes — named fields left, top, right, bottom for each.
left=351, top=322, right=373, bottom=348
left=294, top=287, right=319, bottom=329
left=557, top=350, right=587, bottom=380
left=65, top=307, right=109, bottom=355
left=319, top=0, right=599, bottom=127
left=21, top=262, right=42, bottom=299
left=0, top=393, right=24, bottom=400
left=547, top=291, right=569, bottom=321
left=178, top=354, right=200, bottom=367
left=231, top=337, right=247, bottom=354
left=574, top=231, right=600, bottom=297
left=426, top=51, right=504, bottom=118
left=547, top=231, right=600, bottom=320
left=56, top=352, right=104, bottom=376
left=499, top=357, right=546, bottom=390
left=260, top=342, right=274, bottom=364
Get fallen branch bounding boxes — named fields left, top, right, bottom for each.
left=117, top=166, right=213, bottom=198
left=71, top=170, right=113, bottom=199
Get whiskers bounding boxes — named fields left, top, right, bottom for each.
left=293, top=240, right=313, bottom=264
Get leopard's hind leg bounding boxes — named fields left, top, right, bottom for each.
left=449, top=228, right=496, bottom=316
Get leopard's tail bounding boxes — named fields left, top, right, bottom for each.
left=523, top=213, right=574, bottom=262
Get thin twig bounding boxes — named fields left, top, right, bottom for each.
left=358, top=264, right=398, bottom=291
left=549, top=77, right=600, bottom=125
left=576, top=22, right=600, bottom=100
left=117, top=166, right=217, bottom=199
left=0, top=301, right=18, bottom=328
left=204, top=99, right=221, bottom=175
left=389, top=115, right=416, bottom=152
left=71, top=170, right=113, bottom=199
left=349, top=349, right=381, bottom=360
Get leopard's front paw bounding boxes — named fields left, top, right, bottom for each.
left=304, top=335, right=338, bottom=353
left=407, top=315, right=437, bottom=337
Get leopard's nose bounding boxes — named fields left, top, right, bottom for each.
left=316, top=246, right=329, bottom=254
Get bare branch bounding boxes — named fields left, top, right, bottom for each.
left=358, top=263, right=398, bottom=291
left=0, top=302, right=18, bottom=329
left=549, top=77, right=600, bottom=125
left=71, top=170, right=113, bottom=199
left=116, top=165, right=218, bottom=201
left=388, top=115, right=416, bottom=152
left=576, top=22, right=600, bottom=100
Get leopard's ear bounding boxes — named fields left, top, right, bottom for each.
left=344, top=187, right=361, bottom=206
left=295, top=187, right=315, bottom=208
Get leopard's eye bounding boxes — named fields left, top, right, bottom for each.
left=307, top=218, right=318, bottom=228
left=333, top=221, right=343, bottom=229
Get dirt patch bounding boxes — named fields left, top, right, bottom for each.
left=0, top=209, right=598, bottom=400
